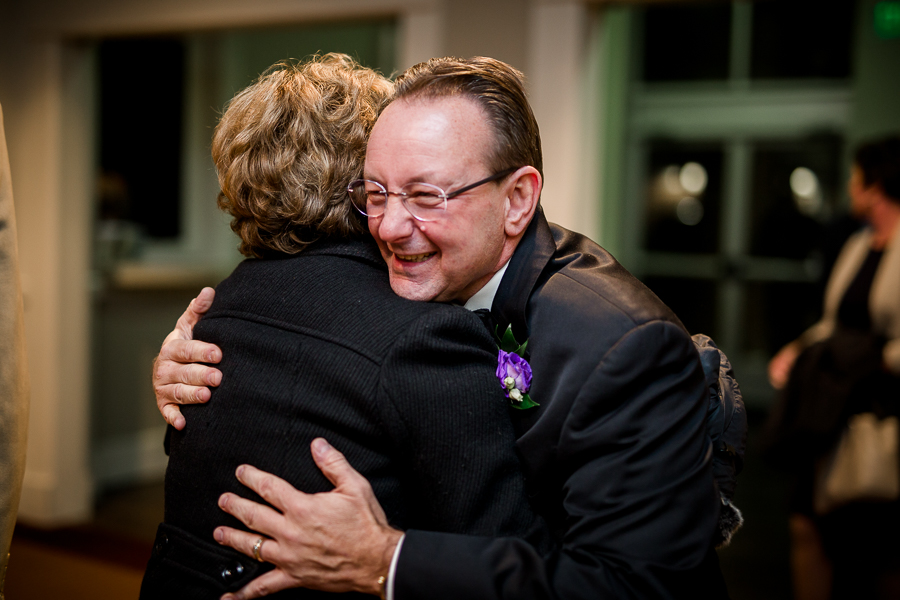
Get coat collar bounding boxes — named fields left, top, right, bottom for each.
left=492, top=207, right=556, bottom=341
left=298, top=235, right=386, bottom=269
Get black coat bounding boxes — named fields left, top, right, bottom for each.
left=140, top=237, right=547, bottom=599
left=395, top=211, right=726, bottom=599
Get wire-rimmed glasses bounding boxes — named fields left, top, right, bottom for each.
left=348, top=167, right=518, bottom=222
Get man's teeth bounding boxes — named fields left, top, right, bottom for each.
left=397, top=252, right=434, bottom=263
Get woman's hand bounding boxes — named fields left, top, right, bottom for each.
left=153, top=287, right=224, bottom=429
left=768, top=341, right=801, bottom=390
left=215, top=438, right=403, bottom=600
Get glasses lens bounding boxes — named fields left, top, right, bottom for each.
left=348, top=180, right=386, bottom=217
left=400, top=183, right=446, bottom=221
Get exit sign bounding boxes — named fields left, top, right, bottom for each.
left=875, top=1, right=900, bottom=39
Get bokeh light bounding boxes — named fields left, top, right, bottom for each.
left=676, top=196, right=704, bottom=226
left=679, top=162, right=708, bottom=195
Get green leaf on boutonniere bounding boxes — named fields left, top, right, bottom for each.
left=513, top=393, right=539, bottom=411
left=497, top=324, right=528, bottom=356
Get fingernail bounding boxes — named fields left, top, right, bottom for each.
left=312, top=438, right=331, bottom=457
left=236, top=465, right=245, bottom=479
left=210, top=371, right=222, bottom=386
left=218, top=494, right=229, bottom=508
left=214, top=527, right=224, bottom=542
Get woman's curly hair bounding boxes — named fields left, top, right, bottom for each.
left=212, top=53, right=393, bottom=258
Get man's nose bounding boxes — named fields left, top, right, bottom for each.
left=375, top=195, right=416, bottom=241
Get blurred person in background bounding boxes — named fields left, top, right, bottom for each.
left=767, top=136, right=900, bottom=600
left=0, top=103, right=29, bottom=600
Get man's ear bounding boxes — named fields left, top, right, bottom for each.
left=504, top=166, right=541, bottom=238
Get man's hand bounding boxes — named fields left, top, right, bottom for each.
left=215, top=438, right=403, bottom=600
left=153, top=287, right=223, bottom=430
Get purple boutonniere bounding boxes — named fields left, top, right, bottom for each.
left=494, top=325, right=538, bottom=410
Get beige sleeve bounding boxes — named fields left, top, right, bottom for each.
left=885, top=340, right=900, bottom=375
left=794, top=319, right=835, bottom=352
left=794, top=231, right=874, bottom=352
left=0, top=103, right=30, bottom=599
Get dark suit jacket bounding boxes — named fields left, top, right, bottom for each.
left=396, top=211, right=724, bottom=599
left=140, top=237, right=547, bottom=599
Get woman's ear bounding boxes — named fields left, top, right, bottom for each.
left=504, top=167, right=542, bottom=238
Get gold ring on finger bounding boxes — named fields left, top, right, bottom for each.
left=252, top=537, right=266, bottom=562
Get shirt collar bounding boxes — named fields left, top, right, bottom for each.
left=462, top=260, right=510, bottom=312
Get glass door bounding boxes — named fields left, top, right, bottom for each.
left=623, top=1, right=857, bottom=405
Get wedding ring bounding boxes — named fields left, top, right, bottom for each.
left=252, top=537, right=266, bottom=562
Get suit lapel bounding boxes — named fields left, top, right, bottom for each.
left=492, top=208, right=556, bottom=345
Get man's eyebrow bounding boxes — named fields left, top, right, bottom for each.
left=361, top=169, right=382, bottom=183
left=363, top=171, right=447, bottom=185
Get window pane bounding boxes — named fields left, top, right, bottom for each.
left=642, top=4, right=731, bottom=82
left=643, top=142, right=724, bottom=254
left=742, top=281, right=822, bottom=354
left=99, top=38, right=185, bottom=240
left=749, top=136, right=844, bottom=259
left=641, top=277, right=718, bottom=338
left=751, top=0, right=856, bottom=79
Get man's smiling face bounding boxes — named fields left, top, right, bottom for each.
left=364, top=95, right=514, bottom=303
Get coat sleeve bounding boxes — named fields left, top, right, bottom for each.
left=884, top=339, right=900, bottom=375
left=796, top=230, right=871, bottom=351
left=377, top=307, right=549, bottom=544
left=394, top=321, right=723, bottom=600
left=0, top=103, right=30, bottom=598
left=877, top=233, right=900, bottom=375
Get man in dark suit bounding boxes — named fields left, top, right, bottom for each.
left=155, top=57, right=733, bottom=599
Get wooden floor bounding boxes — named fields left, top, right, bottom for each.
left=5, top=538, right=146, bottom=599
left=5, top=482, right=163, bottom=600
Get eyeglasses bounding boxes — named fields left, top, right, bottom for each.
left=348, top=167, right=518, bottom=222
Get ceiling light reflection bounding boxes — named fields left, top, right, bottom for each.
left=679, top=162, right=708, bottom=195
left=676, top=196, right=704, bottom=226
left=790, top=167, right=817, bottom=198
left=790, top=166, right=823, bottom=217
left=661, top=165, right=683, bottom=196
